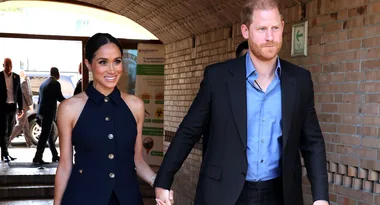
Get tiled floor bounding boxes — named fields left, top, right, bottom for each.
left=0, top=199, right=53, bottom=205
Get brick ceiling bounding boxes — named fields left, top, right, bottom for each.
left=4, top=0, right=303, bottom=44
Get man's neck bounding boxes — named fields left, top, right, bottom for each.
left=5, top=72, right=12, bottom=77
left=250, top=54, right=278, bottom=80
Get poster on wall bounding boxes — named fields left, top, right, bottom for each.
left=136, top=43, right=165, bottom=165
left=118, top=49, right=138, bottom=94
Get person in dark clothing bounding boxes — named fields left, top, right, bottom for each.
left=202, top=40, right=249, bottom=157
left=235, top=40, right=249, bottom=58
left=32, top=67, right=65, bottom=164
left=73, top=62, right=82, bottom=95
left=0, top=58, right=23, bottom=162
left=54, top=33, right=171, bottom=205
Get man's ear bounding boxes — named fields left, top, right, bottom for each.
left=241, top=24, right=250, bottom=39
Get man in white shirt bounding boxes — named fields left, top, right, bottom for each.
left=0, top=58, right=23, bottom=162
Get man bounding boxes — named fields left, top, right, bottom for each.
left=0, top=58, right=23, bottom=162
left=154, top=1, right=329, bottom=205
left=9, top=70, right=35, bottom=148
left=236, top=40, right=249, bottom=58
left=73, top=62, right=82, bottom=95
left=202, top=40, right=250, bottom=157
left=32, top=67, right=65, bottom=164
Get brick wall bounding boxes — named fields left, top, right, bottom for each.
left=164, top=0, right=380, bottom=204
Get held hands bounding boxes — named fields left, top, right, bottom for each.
left=313, top=200, right=329, bottom=205
left=155, top=187, right=174, bottom=205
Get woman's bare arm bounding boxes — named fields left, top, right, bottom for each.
left=54, top=94, right=85, bottom=205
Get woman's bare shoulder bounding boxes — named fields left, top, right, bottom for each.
left=121, top=92, right=143, bottom=106
left=59, top=92, right=88, bottom=112
left=120, top=92, right=144, bottom=116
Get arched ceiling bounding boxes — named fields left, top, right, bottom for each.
left=2, top=0, right=303, bottom=44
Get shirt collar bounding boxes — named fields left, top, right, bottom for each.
left=4, top=72, right=12, bottom=79
left=85, top=81, right=123, bottom=105
left=245, top=52, right=281, bottom=78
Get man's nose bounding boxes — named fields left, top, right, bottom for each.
left=265, top=30, right=274, bottom=41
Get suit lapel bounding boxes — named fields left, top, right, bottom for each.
left=0, top=71, right=5, bottom=95
left=12, top=73, right=18, bottom=94
left=280, top=59, right=297, bottom=149
left=227, top=56, right=247, bottom=147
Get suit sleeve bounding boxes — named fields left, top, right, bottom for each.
left=154, top=67, right=212, bottom=189
left=299, top=70, right=329, bottom=202
left=16, top=76, right=23, bottom=110
left=56, top=82, right=66, bottom=102
left=73, top=79, right=82, bottom=95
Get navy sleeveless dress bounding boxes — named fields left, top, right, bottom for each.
left=61, top=82, right=143, bottom=205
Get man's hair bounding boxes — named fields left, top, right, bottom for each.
left=241, top=0, right=283, bottom=26
left=235, top=41, right=249, bottom=58
left=50, top=67, right=59, bottom=77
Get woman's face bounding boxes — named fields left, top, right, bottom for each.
left=86, top=43, right=122, bottom=93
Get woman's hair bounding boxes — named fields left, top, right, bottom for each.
left=85, top=33, right=123, bottom=63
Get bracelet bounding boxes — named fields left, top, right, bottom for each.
left=149, top=174, right=157, bottom=187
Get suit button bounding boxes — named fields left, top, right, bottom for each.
left=104, top=97, right=109, bottom=102
left=105, top=116, right=110, bottom=121
left=108, top=134, right=114, bottom=139
left=109, top=173, right=115, bottom=178
left=79, top=169, right=83, bottom=174
left=108, top=154, right=114, bottom=159
left=241, top=172, right=246, bottom=177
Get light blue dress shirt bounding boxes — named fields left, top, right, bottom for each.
left=246, top=53, right=282, bottom=182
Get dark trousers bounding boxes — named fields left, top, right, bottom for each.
left=236, top=177, right=284, bottom=205
left=34, top=114, right=58, bottom=160
left=0, top=103, right=16, bottom=156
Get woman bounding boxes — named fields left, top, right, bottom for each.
left=8, top=70, right=34, bottom=147
left=54, top=33, right=168, bottom=205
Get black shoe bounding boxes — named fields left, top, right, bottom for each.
left=32, top=158, right=50, bottom=164
left=52, top=156, right=60, bottom=162
left=2, top=155, right=16, bottom=162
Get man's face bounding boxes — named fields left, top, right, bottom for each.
left=241, top=8, right=284, bottom=61
left=3, top=59, right=12, bottom=75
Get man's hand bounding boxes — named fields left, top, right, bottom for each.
left=313, top=200, right=329, bottom=205
left=17, top=109, right=24, bottom=118
left=155, top=187, right=174, bottom=205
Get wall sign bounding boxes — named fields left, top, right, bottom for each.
left=291, top=21, right=308, bottom=57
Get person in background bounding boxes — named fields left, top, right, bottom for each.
left=236, top=40, right=249, bottom=58
left=9, top=70, right=35, bottom=148
left=0, top=58, right=23, bottom=162
left=73, top=62, right=82, bottom=95
left=32, top=67, right=65, bottom=164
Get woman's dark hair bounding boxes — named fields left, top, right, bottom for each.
left=85, top=33, right=123, bottom=63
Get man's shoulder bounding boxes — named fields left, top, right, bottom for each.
left=205, top=58, right=241, bottom=74
left=280, top=58, right=310, bottom=76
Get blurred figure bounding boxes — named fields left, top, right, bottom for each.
left=32, top=67, right=65, bottom=164
left=0, top=58, right=23, bottom=162
left=236, top=40, right=249, bottom=58
left=73, top=62, right=82, bottom=95
left=9, top=70, right=35, bottom=148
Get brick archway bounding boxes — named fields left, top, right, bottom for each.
left=1, top=0, right=301, bottom=43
